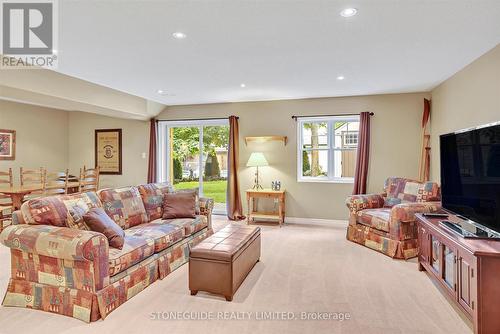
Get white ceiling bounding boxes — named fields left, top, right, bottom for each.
left=56, top=0, right=500, bottom=106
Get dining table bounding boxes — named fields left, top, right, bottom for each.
left=0, top=182, right=81, bottom=210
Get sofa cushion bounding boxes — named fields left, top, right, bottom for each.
left=108, top=235, right=155, bottom=276
left=164, top=215, right=208, bottom=236
left=20, top=192, right=102, bottom=229
left=356, top=208, right=391, bottom=233
left=99, top=187, right=148, bottom=229
left=417, top=181, right=441, bottom=202
left=162, top=191, right=197, bottom=219
left=125, top=220, right=184, bottom=253
left=384, top=177, right=421, bottom=206
left=137, top=183, right=174, bottom=221
left=83, top=207, right=125, bottom=249
left=173, top=188, right=200, bottom=214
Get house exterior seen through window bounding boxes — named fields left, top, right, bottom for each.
left=297, top=115, right=360, bottom=183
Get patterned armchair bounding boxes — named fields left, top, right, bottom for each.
left=346, top=177, right=441, bottom=259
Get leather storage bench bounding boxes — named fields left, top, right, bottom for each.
left=189, top=225, right=261, bottom=301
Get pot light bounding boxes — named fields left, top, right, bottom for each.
left=240, top=83, right=246, bottom=88
left=340, top=8, right=357, bottom=17
left=157, top=89, right=166, bottom=95
left=172, top=32, right=186, bottom=39
left=337, top=75, right=345, bottom=80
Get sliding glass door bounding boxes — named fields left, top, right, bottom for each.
left=158, top=119, right=229, bottom=214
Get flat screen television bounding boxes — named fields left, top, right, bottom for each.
left=440, top=122, right=500, bottom=235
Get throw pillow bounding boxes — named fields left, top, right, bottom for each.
left=162, top=191, right=197, bottom=219
left=83, top=207, right=125, bottom=249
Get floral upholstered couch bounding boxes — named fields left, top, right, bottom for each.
left=346, top=177, right=441, bottom=259
left=0, top=183, right=213, bottom=322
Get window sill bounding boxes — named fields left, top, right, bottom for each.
left=297, top=178, right=354, bottom=184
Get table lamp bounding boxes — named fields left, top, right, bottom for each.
left=246, top=152, right=268, bottom=190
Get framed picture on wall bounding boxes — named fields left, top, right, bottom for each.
left=95, top=129, right=122, bottom=175
left=0, top=129, right=16, bottom=160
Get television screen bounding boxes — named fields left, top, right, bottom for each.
left=440, top=122, right=500, bottom=233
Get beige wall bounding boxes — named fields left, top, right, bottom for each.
left=430, top=44, right=500, bottom=181
left=67, top=111, right=149, bottom=189
left=0, top=100, right=150, bottom=189
left=0, top=100, right=68, bottom=183
left=159, top=92, right=429, bottom=219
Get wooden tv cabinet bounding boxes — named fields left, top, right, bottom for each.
left=416, top=213, right=500, bottom=334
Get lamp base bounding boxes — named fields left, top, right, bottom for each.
left=252, top=166, right=264, bottom=190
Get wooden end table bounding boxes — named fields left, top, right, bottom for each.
left=246, top=189, right=285, bottom=227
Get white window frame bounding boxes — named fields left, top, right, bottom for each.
left=296, top=115, right=359, bottom=183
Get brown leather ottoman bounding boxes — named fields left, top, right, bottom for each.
left=189, top=225, right=261, bottom=301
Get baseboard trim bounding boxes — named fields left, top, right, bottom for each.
left=284, top=217, right=348, bottom=226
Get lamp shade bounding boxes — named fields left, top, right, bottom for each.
left=246, top=152, right=269, bottom=167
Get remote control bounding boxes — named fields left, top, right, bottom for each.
left=422, top=213, right=449, bottom=218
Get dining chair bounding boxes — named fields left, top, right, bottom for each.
left=43, top=169, right=69, bottom=196
left=79, top=166, right=100, bottom=192
left=0, top=168, right=14, bottom=231
left=20, top=167, right=45, bottom=201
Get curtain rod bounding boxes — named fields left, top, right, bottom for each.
left=156, top=116, right=238, bottom=122
left=291, top=112, right=374, bottom=120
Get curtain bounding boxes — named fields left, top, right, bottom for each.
left=419, top=99, right=431, bottom=182
left=227, top=115, right=245, bottom=220
left=147, top=119, right=157, bottom=183
left=352, top=112, right=371, bottom=195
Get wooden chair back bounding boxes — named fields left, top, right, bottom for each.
left=0, top=169, right=14, bottom=230
left=20, top=167, right=45, bottom=200
left=79, top=166, right=100, bottom=193
left=0, top=168, right=13, bottom=200
left=43, top=169, right=69, bottom=196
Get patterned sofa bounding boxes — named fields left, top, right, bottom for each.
left=346, top=177, right=441, bottom=259
left=0, top=183, right=213, bottom=322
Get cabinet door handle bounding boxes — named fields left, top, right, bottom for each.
left=472, top=301, right=474, bottom=310
left=471, top=268, right=474, bottom=278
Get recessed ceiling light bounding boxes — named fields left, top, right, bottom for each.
left=340, top=8, right=357, bottom=17
left=157, top=89, right=166, bottom=95
left=337, top=75, right=345, bottom=80
left=240, top=83, right=246, bottom=88
left=172, top=32, right=186, bottom=39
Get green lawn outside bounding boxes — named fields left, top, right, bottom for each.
left=174, top=180, right=227, bottom=203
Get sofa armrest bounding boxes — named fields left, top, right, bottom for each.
left=389, top=201, right=441, bottom=240
left=390, top=201, right=442, bottom=223
left=199, top=197, right=214, bottom=230
left=346, top=194, right=385, bottom=213
left=0, top=224, right=110, bottom=290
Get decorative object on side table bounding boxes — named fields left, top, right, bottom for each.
left=271, top=180, right=281, bottom=191
left=95, top=129, right=122, bottom=175
left=246, top=152, right=268, bottom=190
left=0, top=129, right=16, bottom=160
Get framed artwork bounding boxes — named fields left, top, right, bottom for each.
left=95, top=129, right=122, bottom=175
left=0, top=129, right=16, bottom=160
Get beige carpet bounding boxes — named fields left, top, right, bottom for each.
left=0, top=217, right=472, bottom=334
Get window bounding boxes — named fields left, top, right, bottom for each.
left=297, top=116, right=359, bottom=183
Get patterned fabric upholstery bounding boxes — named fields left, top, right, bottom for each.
left=346, top=194, right=384, bottom=213
left=3, top=279, right=97, bottom=322
left=346, top=177, right=441, bottom=259
left=137, top=183, right=173, bottom=221
left=97, top=255, right=158, bottom=319
left=0, top=183, right=214, bottom=322
left=108, top=235, right=155, bottom=276
left=20, top=192, right=102, bottom=229
left=357, top=208, right=391, bottom=232
left=164, top=215, right=208, bottom=236
left=0, top=224, right=109, bottom=290
left=99, top=187, right=148, bottom=229
left=125, top=220, right=184, bottom=252
left=383, top=177, right=441, bottom=207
